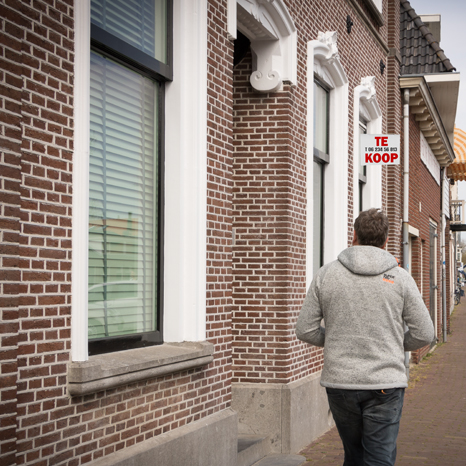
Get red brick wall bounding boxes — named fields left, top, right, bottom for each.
left=406, top=114, right=444, bottom=363
left=232, top=60, right=309, bottom=383
left=386, top=0, right=402, bottom=259
left=205, top=0, right=234, bottom=412
left=0, top=1, right=235, bottom=465
left=0, top=2, right=22, bottom=463
left=231, top=0, right=390, bottom=384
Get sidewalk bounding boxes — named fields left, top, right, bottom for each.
left=299, top=299, right=466, bottom=465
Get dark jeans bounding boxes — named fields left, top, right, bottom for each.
left=326, top=387, right=405, bottom=466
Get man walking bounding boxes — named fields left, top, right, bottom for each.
left=296, top=208, right=434, bottom=466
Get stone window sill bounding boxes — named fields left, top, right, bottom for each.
left=68, top=341, right=214, bottom=396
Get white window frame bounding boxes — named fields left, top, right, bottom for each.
left=353, top=76, right=382, bottom=223
left=306, top=32, right=348, bottom=286
left=72, top=0, right=208, bottom=361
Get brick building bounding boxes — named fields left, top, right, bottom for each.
left=0, top=0, right=460, bottom=465
left=393, top=0, right=459, bottom=361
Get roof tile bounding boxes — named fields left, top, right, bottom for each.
left=400, top=0, right=455, bottom=75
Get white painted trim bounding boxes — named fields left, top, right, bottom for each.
left=372, top=0, right=382, bottom=13
left=71, top=0, right=90, bottom=362
left=306, top=34, right=349, bottom=287
left=313, top=32, right=347, bottom=88
left=420, top=132, right=441, bottom=185
left=353, top=77, right=383, bottom=223
left=324, top=82, right=349, bottom=265
left=227, top=0, right=237, bottom=40
left=408, top=225, right=419, bottom=237
left=237, top=0, right=297, bottom=92
left=305, top=45, right=315, bottom=286
left=163, top=0, right=208, bottom=342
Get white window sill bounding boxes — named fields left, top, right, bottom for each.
left=68, top=341, right=214, bottom=396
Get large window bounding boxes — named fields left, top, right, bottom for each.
left=306, top=32, right=348, bottom=285
left=313, top=80, right=329, bottom=273
left=88, top=0, right=172, bottom=355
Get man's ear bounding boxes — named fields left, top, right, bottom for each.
left=352, top=230, right=358, bottom=246
left=383, top=237, right=389, bottom=249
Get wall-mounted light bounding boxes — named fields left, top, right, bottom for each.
left=380, top=60, right=386, bottom=75
left=346, top=15, right=353, bottom=34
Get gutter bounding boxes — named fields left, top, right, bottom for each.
left=403, top=89, right=410, bottom=378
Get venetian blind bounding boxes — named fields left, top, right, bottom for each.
left=88, top=51, right=158, bottom=339
left=91, top=0, right=167, bottom=64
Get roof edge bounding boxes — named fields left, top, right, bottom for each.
left=400, top=76, right=456, bottom=166
left=400, top=0, right=456, bottom=72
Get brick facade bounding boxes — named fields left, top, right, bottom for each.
left=2, top=1, right=75, bottom=464
left=231, top=0, right=391, bottom=385
left=1, top=1, right=236, bottom=465
left=406, top=113, right=452, bottom=362
left=0, top=0, right=457, bottom=465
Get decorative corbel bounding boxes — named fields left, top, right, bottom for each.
left=317, top=31, right=339, bottom=60
left=314, top=31, right=348, bottom=87
left=360, top=76, right=376, bottom=96
left=237, top=0, right=297, bottom=93
left=250, top=40, right=282, bottom=93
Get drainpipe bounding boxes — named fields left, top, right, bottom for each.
left=403, top=89, right=410, bottom=378
left=441, top=168, right=447, bottom=343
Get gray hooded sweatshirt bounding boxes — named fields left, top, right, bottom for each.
left=296, top=246, right=435, bottom=390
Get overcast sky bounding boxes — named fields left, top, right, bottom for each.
left=409, top=0, right=466, bottom=199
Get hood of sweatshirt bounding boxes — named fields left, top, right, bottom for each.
left=338, top=246, right=398, bottom=276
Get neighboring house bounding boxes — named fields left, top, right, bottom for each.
left=390, top=0, right=459, bottom=361
left=0, top=1, right=460, bottom=466
left=449, top=127, right=466, bottom=293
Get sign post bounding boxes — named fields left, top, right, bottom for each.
left=360, top=134, right=400, bottom=166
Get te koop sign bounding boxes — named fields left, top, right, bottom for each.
left=360, top=134, right=400, bottom=165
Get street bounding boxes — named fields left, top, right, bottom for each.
left=300, top=299, right=466, bottom=465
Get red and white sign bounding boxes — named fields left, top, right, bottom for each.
left=360, top=134, right=400, bottom=166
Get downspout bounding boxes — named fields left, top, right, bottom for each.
left=441, top=168, right=447, bottom=342
left=403, top=89, right=410, bottom=378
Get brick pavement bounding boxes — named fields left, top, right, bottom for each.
left=299, top=299, right=466, bottom=465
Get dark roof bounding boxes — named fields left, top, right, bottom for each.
left=400, top=0, right=456, bottom=75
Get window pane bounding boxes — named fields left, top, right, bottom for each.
left=359, top=181, right=364, bottom=213
left=359, top=122, right=367, bottom=178
left=88, top=51, right=158, bottom=340
left=314, top=82, right=329, bottom=154
left=91, top=0, right=168, bottom=64
left=359, top=121, right=366, bottom=212
left=313, top=161, right=324, bottom=273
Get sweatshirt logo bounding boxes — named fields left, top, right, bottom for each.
left=383, top=273, right=395, bottom=284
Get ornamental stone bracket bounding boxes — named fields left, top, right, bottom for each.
left=358, top=76, right=381, bottom=121
left=313, top=31, right=348, bottom=88
left=235, top=0, right=297, bottom=93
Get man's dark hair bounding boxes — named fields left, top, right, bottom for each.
left=354, top=208, right=389, bottom=248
